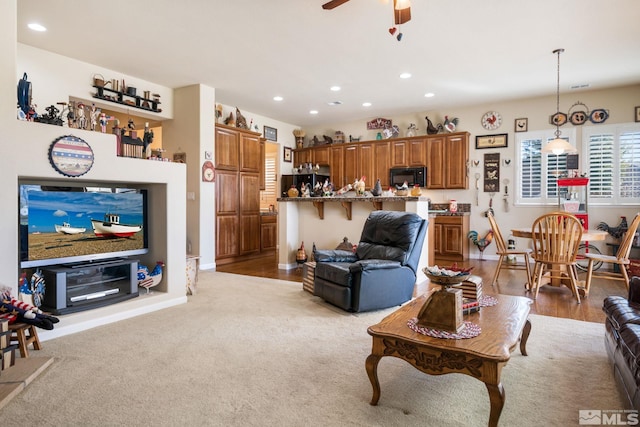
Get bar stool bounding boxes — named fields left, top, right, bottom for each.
left=9, top=322, right=42, bottom=358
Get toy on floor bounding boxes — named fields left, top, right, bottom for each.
left=1, top=286, right=59, bottom=330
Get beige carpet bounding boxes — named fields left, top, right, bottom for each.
left=0, top=271, right=624, bottom=426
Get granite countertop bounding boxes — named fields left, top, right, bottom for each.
left=429, top=203, right=471, bottom=216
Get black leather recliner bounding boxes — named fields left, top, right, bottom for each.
left=313, top=210, right=427, bottom=312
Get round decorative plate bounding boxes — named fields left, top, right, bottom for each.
left=589, top=109, right=609, bottom=124
left=48, top=135, right=94, bottom=177
left=550, top=112, right=568, bottom=126
left=569, top=110, right=589, bottom=125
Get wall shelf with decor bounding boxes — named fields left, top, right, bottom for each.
left=92, top=86, right=162, bottom=113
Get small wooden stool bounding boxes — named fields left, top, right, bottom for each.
left=9, top=322, right=42, bottom=358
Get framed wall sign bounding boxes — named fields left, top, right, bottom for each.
left=48, top=135, right=94, bottom=177
left=635, top=106, right=640, bottom=122
left=264, top=126, right=278, bottom=141
left=283, top=146, right=292, bottom=163
left=476, top=134, right=508, bottom=149
left=514, top=118, right=528, bottom=132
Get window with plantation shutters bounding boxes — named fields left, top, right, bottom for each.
left=516, top=129, right=576, bottom=205
left=585, top=124, right=640, bottom=205
left=260, top=147, right=278, bottom=210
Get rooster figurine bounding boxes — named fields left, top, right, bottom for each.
left=597, top=216, right=628, bottom=240
left=468, top=230, right=494, bottom=260
left=443, top=116, right=459, bottom=133
left=138, top=261, right=165, bottom=294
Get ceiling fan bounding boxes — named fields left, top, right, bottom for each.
left=322, top=0, right=412, bottom=25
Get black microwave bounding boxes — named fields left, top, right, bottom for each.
left=389, top=167, right=427, bottom=188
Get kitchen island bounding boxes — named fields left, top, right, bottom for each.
left=277, top=194, right=430, bottom=283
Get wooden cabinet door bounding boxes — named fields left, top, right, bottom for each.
left=427, top=136, right=445, bottom=189
left=294, top=148, right=312, bottom=166
left=408, top=138, right=427, bottom=167
left=259, top=138, right=265, bottom=190
left=390, top=140, right=408, bottom=168
left=433, top=222, right=443, bottom=256
left=445, top=134, right=468, bottom=189
left=330, top=145, right=344, bottom=188
left=216, top=170, right=239, bottom=214
left=433, top=215, right=469, bottom=262
left=442, top=222, right=464, bottom=257
left=313, top=146, right=330, bottom=166
left=215, top=126, right=239, bottom=170
left=216, top=215, right=239, bottom=258
left=260, top=216, right=277, bottom=251
left=358, top=143, right=374, bottom=189
left=240, top=173, right=260, bottom=212
left=343, top=144, right=358, bottom=187
left=374, top=141, right=390, bottom=188
left=240, top=214, right=260, bottom=255
left=240, top=133, right=261, bottom=172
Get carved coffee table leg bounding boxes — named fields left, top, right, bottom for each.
left=365, top=353, right=382, bottom=405
left=520, top=318, right=532, bottom=356
left=485, top=382, right=505, bottom=427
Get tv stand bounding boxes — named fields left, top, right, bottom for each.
left=41, top=258, right=139, bottom=315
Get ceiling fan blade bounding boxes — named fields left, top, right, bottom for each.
left=394, top=0, right=412, bottom=24
left=322, top=0, right=350, bottom=10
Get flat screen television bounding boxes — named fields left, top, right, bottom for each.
left=19, top=183, right=149, bottom=268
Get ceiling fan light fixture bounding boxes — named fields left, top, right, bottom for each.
left=393, top=0, right=411, bottom=24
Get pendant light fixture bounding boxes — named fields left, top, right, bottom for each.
left=542, top=48, right=578, bottom=156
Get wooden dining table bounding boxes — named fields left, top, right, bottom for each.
left=511, top=228, right=607, bottom=295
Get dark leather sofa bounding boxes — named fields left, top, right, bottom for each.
left=313, top=210, right=427, bottom=313
left=603, top=276, right=640, bottom=410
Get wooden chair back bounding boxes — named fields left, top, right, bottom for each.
left=487, top=211, right=508, bottom=254
left=617, top=213, right=640, bottom=261
left=531, top=212, right=583, bottom=264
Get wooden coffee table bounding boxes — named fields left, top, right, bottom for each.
left=366, top=293, right=532, bottom=427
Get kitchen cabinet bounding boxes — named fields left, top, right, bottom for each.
left=432, top=215, right=470, bottom=262
left=215, top=124, right=263, bottom=264
left=330, top=145, right=345, bottom=188
left=292, top=132, right=467, bottom=191
left=260, top=215, right=277, bottom=251
left=427, top=134, right=468, bottom=189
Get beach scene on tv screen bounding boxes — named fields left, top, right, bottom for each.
left=22, top=188, right=145, bottom=262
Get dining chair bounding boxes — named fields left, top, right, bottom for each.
left=583, top=213, right=640, bottom=295
left=530, top=212, right=584, bottom=303
left=486, top=211, right=533, bottom=289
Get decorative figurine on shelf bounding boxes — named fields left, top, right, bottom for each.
left=215, top=104, right=223, bottom=123
left=76, top=103, right=87, bottom=129
left=411, top=184, right=422, bottom=197
left=236, top=107, right=248, bottom=129
left=293, top=129, right=306, bottom=148
left=89, top=104, right=101, bottom=131
left=137, top=261, right=165, bottom=294
left=597, top=216, right=628, bottom=240
left=296, top=242, right=308, bottom=270
left=143, top=122, right=154, bottom=157
left=287, top=185, right=299, bottom=198
left=354, top=176, right=366, bottom=196
left=443, top=116, right=459, bottom=133
left=425, top=116, right=443, bottom=134
left=407, top=123, right=418, bottom=137
left=224, top=111, right=235, bottom=126
left=99, top=112, right=114, bottom=133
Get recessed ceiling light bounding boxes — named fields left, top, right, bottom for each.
left=28, top=23, right=47, bottom=32
left=309, top=110, right=318, bottom=115
left=327, top=101, right=342, bottom=106
left=273, top=96, right=283, bottom=101
left=399, top=72, right=412, bottom=79
left=570, top=84, right=590, bottom=90
left=424, top=92, right=435, bottom=98
left=362, top=102, right=372, bottom=107
left=330, top=86, right=341, bottom=92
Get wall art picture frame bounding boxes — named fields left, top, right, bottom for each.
left=476, top=134, right=508, bottom=150
left=514, top=118, right=528, bottom=132
left=49, top=135, right=94, bottom=177
left=264, top=125, right=278, bottom=141
left=635, top=106, right=640, bottom=123
left=283, top=146, right=292, bottom=163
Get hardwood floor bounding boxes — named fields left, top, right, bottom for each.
left=216, top=253, right=627, bottom=323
